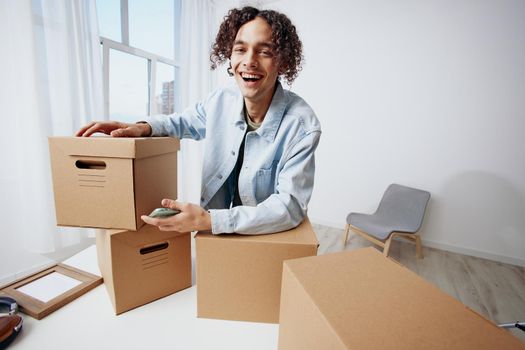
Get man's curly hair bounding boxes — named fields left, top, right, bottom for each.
left=210, top=7, right=303, bottom=85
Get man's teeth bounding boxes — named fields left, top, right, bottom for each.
left=242, top=73, right=262, bottom=81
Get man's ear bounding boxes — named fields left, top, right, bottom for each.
left=277, top=63, right=286, bottom=77
left=227, top=61, right=234, bottom=76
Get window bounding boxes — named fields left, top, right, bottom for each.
left=97, top=0, right=121, bottom=42
left=129, top=0, right=174, bottom=59
left=109, top=49, right=149, bottom=121
left=96, top=0, right=181, bottom=119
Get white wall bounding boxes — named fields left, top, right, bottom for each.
left=216, top=0, right=525, bottom=265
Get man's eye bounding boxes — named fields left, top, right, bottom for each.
left=233, top=48, right=245, bottom=53
left=260, top=50, right=273, bottom=57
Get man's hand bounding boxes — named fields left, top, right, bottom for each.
left=76, top=121, right=151, bottom=137
left=141, top=199, right=212, bottom=233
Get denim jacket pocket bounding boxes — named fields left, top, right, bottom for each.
left=255, top=164, right=277, bottom=203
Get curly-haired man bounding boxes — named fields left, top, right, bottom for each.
left=77, top=7, right=321, bottom=235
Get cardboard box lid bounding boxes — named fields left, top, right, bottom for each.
left=283, top=247, right=525, bottom=349
left=195, top=217, right=319, bottom=246
left=48, top=136, right=180, bottom=159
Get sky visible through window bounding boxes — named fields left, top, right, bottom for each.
left=96, top=0, right=179, bottom=122
left=108, top=50, right=148, bottom=120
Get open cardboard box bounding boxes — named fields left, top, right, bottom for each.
left=48, top=136, right=179, bottom=231
left=96, top=224, right=191, bottom=315
left=278, top=247, right=525, bottom=349
left=195, top=218, right=319, bottom=323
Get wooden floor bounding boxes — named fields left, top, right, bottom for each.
left=312, top=223, right=525, bottom=342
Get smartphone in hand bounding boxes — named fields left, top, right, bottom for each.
left=148, top=208, right=181, bottom=218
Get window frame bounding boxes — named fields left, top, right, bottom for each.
left=99, top=0, right=180, bottom=119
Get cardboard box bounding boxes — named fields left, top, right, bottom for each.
left=278, top=247, right=525, bottom=350
left=49, top=136, right=179, bottom=231
left=96, top=224, right=191, bottom=315
left=195, top=218, right=319, bottom=323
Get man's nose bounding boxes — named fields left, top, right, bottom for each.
left=242, top=50, right=258, bottom=67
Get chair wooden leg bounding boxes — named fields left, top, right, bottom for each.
left=415, top=234, right=423, bottom=259
left=383, top=236, right=393, bottom=257
left=342, top=224, right=350, bottom=245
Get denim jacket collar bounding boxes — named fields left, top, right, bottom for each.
left=231, top=83, right=287, bottom=143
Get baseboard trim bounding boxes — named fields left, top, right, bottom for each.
left=421, top=239, right=525, bottom=268
left=309, top=216, right=525, bottom=268
left=310, top=217, right=345, bottom=230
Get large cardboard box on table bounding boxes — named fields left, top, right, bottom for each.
left=49, top=136, right=179, bottom=231
left=96, top=224, right=191, bottom=315
left=278, top=247, right=525, bottom=350
left=195, top=218, right=319, bottom=323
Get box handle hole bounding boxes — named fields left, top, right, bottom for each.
left=140, top=242, right=169, bottom=255
left=75, top=160, right=106, bottom=170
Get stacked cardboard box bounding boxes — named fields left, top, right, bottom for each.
left=278, top=247, right=525, bottom=349
left=195, top=218, right=319, bottom=323
left=49, top=136, right=191, bottom=314
left=49, top=136, right=180, bottom=231
left=96, top=225, right=191, bottom=315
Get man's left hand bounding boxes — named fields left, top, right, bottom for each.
left=141, top=199, right=211, bottom=232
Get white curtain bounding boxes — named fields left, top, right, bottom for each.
left=177, top=0, right=216, bottom=204
left=0, top=0, right=214, bottom=257
left=0, top=0, right=103, bottom=254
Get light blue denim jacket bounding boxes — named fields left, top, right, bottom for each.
left=146, top=83, right=321, bottom=234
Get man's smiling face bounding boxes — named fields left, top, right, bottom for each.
left=230, top=17, right=279, bottom=106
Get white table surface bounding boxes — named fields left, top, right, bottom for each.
left=9, top=245, right=279, bottom=350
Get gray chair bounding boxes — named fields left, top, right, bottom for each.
left=342, top=184, right=431, bottom=258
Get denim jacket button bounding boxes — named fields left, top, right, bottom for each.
left=240, top=125, right=245, bottom=131
left=217, top=174, right=223, bottom=180
left=231, top=150, right=235, bottom=156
